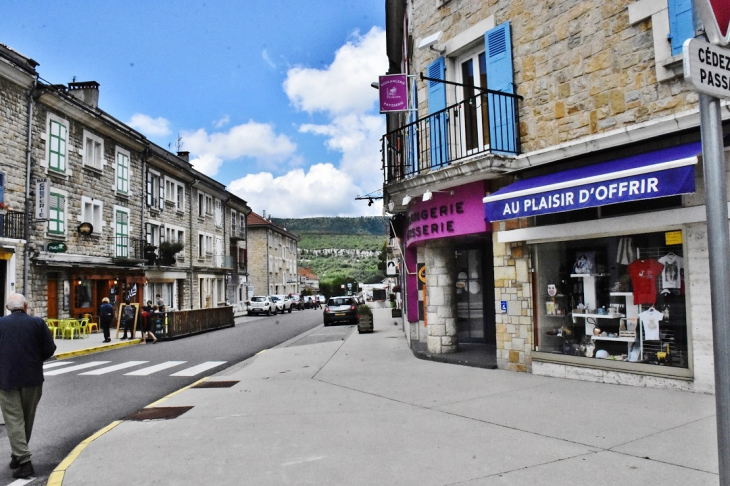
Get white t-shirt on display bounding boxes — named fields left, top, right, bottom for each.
left=658, top=253, right=683, bottom=289
left=639, top=308, right=663, bottom=341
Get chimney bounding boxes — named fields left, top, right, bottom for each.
left=262, top=210, right=267, bottom=220
left=68, top=81, right=100, bottom=108
left=177, top=151, right=190, bottom=162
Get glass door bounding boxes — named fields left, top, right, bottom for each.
left=456, top=248, right=488, bottom=342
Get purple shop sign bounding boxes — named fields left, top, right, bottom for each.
left=405, top=182, right=490, bottom=247
left=379, top=74, right=409, bottom=113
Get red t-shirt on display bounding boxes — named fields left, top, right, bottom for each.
left=627, top=259, right=664, bottom=305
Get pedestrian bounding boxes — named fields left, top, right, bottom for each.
left=140, top=305, right=157, bottom=344
left=156, top=293, right=165, bottom=312
left=0, top=293, right=56, bottom=479
left=120, top=299, right=136, bottom=339
left=99, top=297, right=113, bottom=343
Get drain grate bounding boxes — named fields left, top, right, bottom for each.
left=192, top=380, right=239, bottom=388
left=125, top=406, right=193, bottom=421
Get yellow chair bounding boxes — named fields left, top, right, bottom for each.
left=46, top=320, right=59, bottom=339
left=60, top=319, right=81, bottom=340
left=82, top=314, right=99, bottom=334
left=77, top=318, right=89, bottom=338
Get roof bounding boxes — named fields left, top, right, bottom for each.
left=297, top=267, right=318, bottom=280
left=247, top=212, right=300, bottom=241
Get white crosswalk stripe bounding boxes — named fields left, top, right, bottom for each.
left=125, top=361, right=187, bottom=376
left=79, top=361, right=149, bottom=375
left=170, top=361, right=227, bottom=377
left=44, top=361, right=111, bottom=375
left=44, top=361, right=75, bottom=369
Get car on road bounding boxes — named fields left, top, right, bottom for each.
left=323, top=296, right=358, bottom=326
left=271, top=295, right=293, bottom=313
left=247, top=296, right=276, bottom=316
left=289, top=294, right=304, bottom=310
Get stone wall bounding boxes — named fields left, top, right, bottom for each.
left=408, top=0, right=697, bottom=154
left=425, top=239, right=457, bottom=354
left=247, top=227, right=269, bottom=296
left=492, top=222, right=533, bottom=372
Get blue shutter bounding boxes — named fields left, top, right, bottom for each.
left=485, top=22, right=516, bottom=153
left=427, top=57, right=448, bottom=168
left=669, top=0, right=694, bottom=56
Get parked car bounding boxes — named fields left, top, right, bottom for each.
left=289, top=294, right=304, bottom=310
left=247, top=296, right=275, bottom=316
left=271, top=295, right=292, bottom=313
left=323, top=296, right=358, bottom=326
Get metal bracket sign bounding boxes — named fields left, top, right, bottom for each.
left=684, top=38, right=730, bottom=99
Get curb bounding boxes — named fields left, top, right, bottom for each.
left=54, top=339, right=142, bottom=360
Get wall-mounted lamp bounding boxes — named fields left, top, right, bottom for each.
left=422, top=190, right=454, bottom=202
left=370, top=81, right=379, bottom=89
left=77, top=280, right=82, bottom=285
left=402, top=195, right=412, bottom=205
left=417, top=31, right=445, bottom=54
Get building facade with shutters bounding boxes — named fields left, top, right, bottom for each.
left=246, top=212, right=300, bottom=297
left=0, top=42, right=252, bottom=320
left=383, top=0, right=724, bottom=393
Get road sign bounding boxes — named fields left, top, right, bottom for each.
left=684, top=38, right=730, bottom=99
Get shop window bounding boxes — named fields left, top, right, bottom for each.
left=74, top=279, right=93, bottom=309
left=535, top=231, right=688, bottom=369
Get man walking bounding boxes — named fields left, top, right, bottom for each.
left=0, top=293, right=56, bottom=479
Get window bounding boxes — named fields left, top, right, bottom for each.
left=48, top=117, right=68, bottom=173
left=456, top=47, right=489, bottom=152
left=81, top=197, right=103, bottom=235
left=231, top=210, right=237, bottom=236
left=205, top=194, right=213, bottom=215
left=240, top=214, right=246, bottom=239
left=82, top=130, right=104, bottom=170
left=198, top=191, right=205, bottom=217
left=165, top=177, right=184, bottom=212
left=115, top=148, right=130, bottom=195
left=206, top=235, right=213, bottom=254
left=198, top=233, right=205, bottom=258
left=146, top=282, right=174, bottom=309
left=215, top=236, right=223, bottom=267
left=214, top=199, right=222, bottom=227
left=146, top=222, right=162, bottom=246
left=48, top=192, right=66, bottom=235
left=146, top=171, right=164, bottom=211
left=165, top=225, right=185, bottom=245
left=176, top=184, right=184, bottom=211
left=114, top=208, right=130, bottom=257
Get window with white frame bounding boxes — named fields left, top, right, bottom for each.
left=47, top=115, right=68, bottom=174
left=215, top=236, right=223, bottom=267
left=176, top=184, right=184, bottom=212
left=164, top=225, right=185, bottom=245
left=206, top=235, right=213, bottom=255
left=114, top=207, right=130, bottom=257
left=198, top=233, right=205, bottom=258
left=205, top=194, right=213, bottom=215
left=240, top=213, right=246, bottom=239
left=197, top=191, right=205, bottom=217
left=146, top=171, right=164, bottom=211
left=48, top=191, right=67, bottom=236
left=231, top=210, right=237, bottom=236
left=82, top=130, right=104, bottom=170
left=81, top=196, right=103, bottom=235
left=146, top=282, right=174, bottom=308
left=214, top=198, right=222, bottom=227
left=455, top=45, right=489, bottom=153
left=115, top=147, right=130, bottom=195
left=164, top=177, right=184, bottom=212
left=145, top=221, right=162, bottom=246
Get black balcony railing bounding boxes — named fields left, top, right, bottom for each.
left=112, top=236, right=146, bottom=262
left=382, top=89, right=521, bottom=185
left=0, top=211, right=25, bottom=240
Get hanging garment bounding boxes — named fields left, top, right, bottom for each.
left=628, top=259, right=664, bottom=305
left=616, top=237, right=636, bottom=265
left=658, top=252, right=683, bottom=290
left=639, top=307, right=663, bottom=341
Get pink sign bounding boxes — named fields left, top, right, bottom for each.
left=405, top=182, right=490, bottom=247
left=379, top=74, right=408, bottom=113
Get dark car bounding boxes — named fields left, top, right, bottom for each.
left=323, top=296, right=358, bottom=326
left=289, top=294, right=304, bottom=310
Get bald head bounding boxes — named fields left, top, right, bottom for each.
left=6, top=293, right=28, bottom=312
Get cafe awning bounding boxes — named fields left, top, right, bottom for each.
left=484, top=142, right=701, bottom=222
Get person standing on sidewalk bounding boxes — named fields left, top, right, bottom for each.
left=0, top=293, right=56, bottom=479
left=120, top=299, right=136, bottom=340
left=99, top=297, right=113, bottom=343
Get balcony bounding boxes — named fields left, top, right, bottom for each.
left=230, top=225, right=246, bottom=241
left=111, top=237, right=147, bottom=264
left=0, top=211, right=25, bottom=240
left=382, top=89, right=521, bottom=185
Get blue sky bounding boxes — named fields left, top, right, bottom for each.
left=1, top=1, right=387, bottom=217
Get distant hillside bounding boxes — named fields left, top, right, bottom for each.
left=270, top=217, right=388, bottom=286
left=271, top=216, right=387, bottom=236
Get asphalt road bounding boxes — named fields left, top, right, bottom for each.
left=0, top=307, right=330, bottom=485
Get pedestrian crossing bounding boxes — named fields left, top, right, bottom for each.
left=44, top=360, right=227, bottom=377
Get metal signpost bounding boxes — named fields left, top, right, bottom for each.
left=684, top=2, right=730, bottom=482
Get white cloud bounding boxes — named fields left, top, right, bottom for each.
left=261, top=49, right=276, bottom=69
left=127, top=113, right=172, bottom=137
left=182, top=121, right=297, bottom=177
left=283, top=27, right=387, bottom=116
left=213, top=115, right=230, bottom=129
left=228, top=163, right=381, bottom=218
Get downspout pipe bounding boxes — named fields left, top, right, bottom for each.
left=23, top=75, right=39, bottom=296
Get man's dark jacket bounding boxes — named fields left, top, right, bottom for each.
left=0, top=310, right=56, bottom=389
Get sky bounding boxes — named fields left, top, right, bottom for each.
left=1, top=1, right=387, bottom=218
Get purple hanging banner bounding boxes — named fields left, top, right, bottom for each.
left=379, top=74, right=409, bottom=113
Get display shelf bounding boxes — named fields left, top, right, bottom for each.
left=570, top=274, right=609, bottom=278
left=591, top=335, right=636, bottom=343
left=574, top=312, right=625, bottom=319
left=609, top=292, right=634, bottom=297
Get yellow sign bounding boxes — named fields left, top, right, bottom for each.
left=418, top=265, right=426, bottom=284
left=665, top=231, right=683, bottom=246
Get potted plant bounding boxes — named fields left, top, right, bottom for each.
left=357, top=304, right=373, bottom=334
left=144, top=243, right=157, bottom=265
left=158, top=241, right=184, bottom=265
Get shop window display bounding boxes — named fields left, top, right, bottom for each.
left=536, top=231, right=688, bottom=368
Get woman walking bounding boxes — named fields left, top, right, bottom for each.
left=99, top=297, right=113, bottom=343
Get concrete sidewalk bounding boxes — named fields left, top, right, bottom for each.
left=55, top=308, right=720, bottom=485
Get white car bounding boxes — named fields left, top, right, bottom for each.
left=247, top=296, right=275, bottom=316
left=271, top=295, right=292, bottom=313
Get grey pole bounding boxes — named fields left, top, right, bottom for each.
left=698, top=92, right=730, bottom=485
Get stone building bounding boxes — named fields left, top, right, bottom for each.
left=246, top=212, right=300, bottom=296
left=383, top=0, right=725, bottom=393
left=0, top=42, right=252, bottom=318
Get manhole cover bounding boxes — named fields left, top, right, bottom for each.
left=193, top=380, right=239, bottom=388
left=125, top=406, right=193, bottom=421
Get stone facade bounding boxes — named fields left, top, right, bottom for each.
left=425, top=240, right=457, bottom=353
left=246, top=212, right=299, bottom=297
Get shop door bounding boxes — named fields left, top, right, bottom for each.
left=455, top=246, right=496, bottom=344
left=47, top=279, right=58, bottom=318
